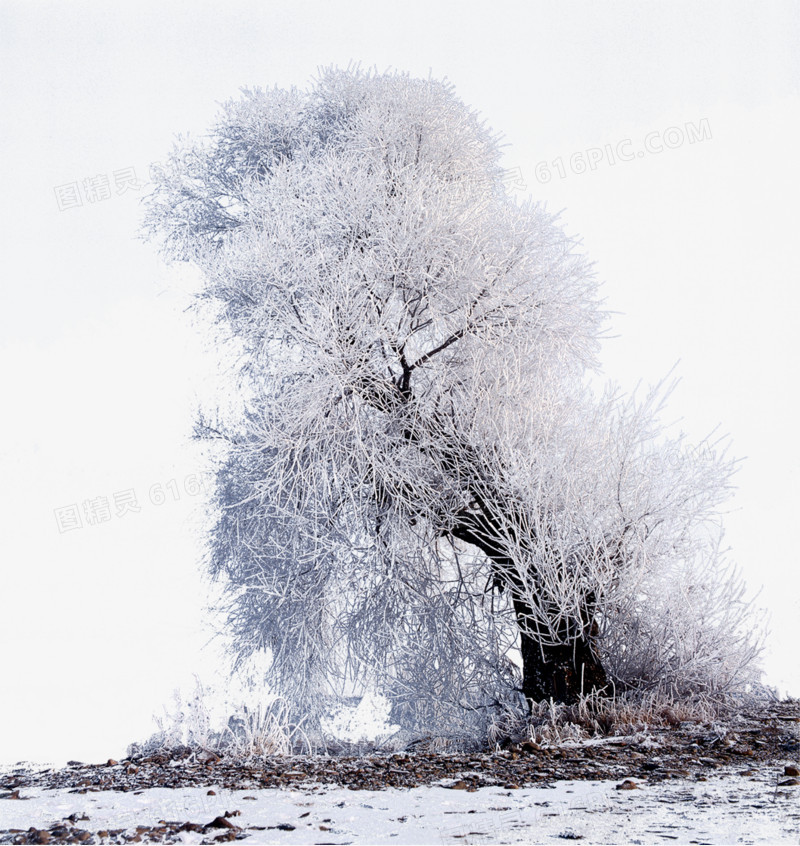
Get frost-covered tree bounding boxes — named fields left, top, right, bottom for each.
left=143, top=68, right=762, bottom=728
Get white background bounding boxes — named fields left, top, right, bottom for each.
left=1, top=0, right=798, bottom=767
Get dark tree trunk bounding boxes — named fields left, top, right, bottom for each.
left=512, top=596, right=608, bottom=705
left=451, top=517, right=608, bottom=707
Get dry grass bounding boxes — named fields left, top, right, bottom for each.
left=216, top=697, right=315, bottom=758
left=487, top=688, right=727, bottom=748
left=131, top=676, right=316, bottom=761
left=132, top=674, right=776, bottom=762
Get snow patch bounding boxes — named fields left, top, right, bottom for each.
left=321, top=690, right=401, bottom=744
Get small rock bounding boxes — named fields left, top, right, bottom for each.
left=179, top=823, right=204, bottom=833
left=779, top=778, right=799, bottom=786
left=207, top=816, right=239, bottom=830
left=615, top=779, right=638, bottom=790
left=275, top=823, right=295, bottom=831
left=106, top=759, right=118, bottom=767
left=784, top=765, right=800, bottom=777
left=207, top=789, right=216, bottom=795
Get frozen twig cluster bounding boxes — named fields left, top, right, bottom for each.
left=143, top=67, right=764, bottom=740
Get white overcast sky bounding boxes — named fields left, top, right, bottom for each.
left=1, top=0, right=798, bottom=768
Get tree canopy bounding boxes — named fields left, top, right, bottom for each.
left=143, top=67, right=762, bottom=740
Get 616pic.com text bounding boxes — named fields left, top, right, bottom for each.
left=535, top=119, right=712, bottom=183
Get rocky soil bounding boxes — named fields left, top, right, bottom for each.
left=1, top=700, right=798, bottom=844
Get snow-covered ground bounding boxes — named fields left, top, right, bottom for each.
left=2, top=769, right=798, bottom=844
